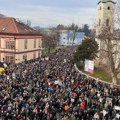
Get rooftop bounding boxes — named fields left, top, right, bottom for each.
left=98, top=0, right=116, bottom=4
left=0, top=17, right=40, bottom=35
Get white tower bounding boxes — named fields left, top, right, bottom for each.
left=96, top=0, right=116, bottom=64
left=96, top=0, right=116, bottom=34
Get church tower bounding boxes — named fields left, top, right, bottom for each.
left=96, top=0, right=116, bottom=64
left=96, top=0, right=116, bottom=35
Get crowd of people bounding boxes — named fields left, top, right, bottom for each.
left=0, top=46, right=120, bottom=120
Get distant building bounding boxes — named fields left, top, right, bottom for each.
left=0, top=17, right=42, bottom=63
left=40, top=28, right=56, bottom=36
left=59, top=30, right=85, bottom=46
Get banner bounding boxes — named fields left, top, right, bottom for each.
left=84, top=59, right=94, bottom=74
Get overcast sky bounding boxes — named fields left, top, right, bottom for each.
left=0, top=0, right=100, bottom=28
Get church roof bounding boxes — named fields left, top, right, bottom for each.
left=98, top=0, right=116, bottom=4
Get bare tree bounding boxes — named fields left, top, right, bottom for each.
left=33, top=26, right=41, bottom=32
left=50, top=27, right=60, bottom=47
left=67, top=23, right=79, bottom=45
left=26, top=19, right=31, bottom=27
left=42, top=34, right=57, bottom=53
left=42, top=27, right=60, bottom=54
left=97, top=25, right=120, bottom=84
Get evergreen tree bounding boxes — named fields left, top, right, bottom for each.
left=74, top=37, right=98, bottom=63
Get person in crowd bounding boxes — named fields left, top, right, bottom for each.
left=0, top=46, right=119, bottom=120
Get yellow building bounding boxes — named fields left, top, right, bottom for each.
left=96, top=0, right=116, bottom=34
left=0, top=17, right=42, bottom=63
left=96, top=0, right=116, bottom=64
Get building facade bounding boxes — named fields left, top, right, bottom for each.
left=96, top=0, right=116, bottom=35
left=0, top=17, right=42, bottom=63
left=59, top=30, right=85, bottom=46
left=96, top=0, right=116, bottom=64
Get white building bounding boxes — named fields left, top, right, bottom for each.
left=59, top=30, right=85, bottom=46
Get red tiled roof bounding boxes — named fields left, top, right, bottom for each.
left=0, top=17, right=40, bottom=35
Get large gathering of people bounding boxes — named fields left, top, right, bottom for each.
left=0, top=46, right=120, bottom=120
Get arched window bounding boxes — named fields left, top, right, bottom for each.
left=108, top=6, right=110, bottom=10
left=106, top=19, right=109, bottom=26
left=99, top=19, right=101, bottom=26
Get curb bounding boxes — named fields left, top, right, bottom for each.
left=74, top=64, right=120, bottom=88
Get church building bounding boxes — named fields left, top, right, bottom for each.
left=95, top=0, right=120, bottom=84
left=96, top=0, right=116, bottom=64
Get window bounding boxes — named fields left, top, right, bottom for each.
left=38, top=51, right=41, bottom=57
left=99, top=19, right=101, bottom=26
left=108, top=7, right=110, bottom=10
left=6, top=41, right=15, bottom=49
left=34, top=39, right=36, bottom=48
left=106, top=19, right=109, bottom=26
left=33, top=52, right=36, bottom=59
left=38, top=39, right=41, bottom=48
left=5, top=56, right=14, bottom=63
left=23, top=54, right=27, bottom=60
left=24, top=39, right=27, bottom=49
left=99, top=6, right=101, bottom=10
